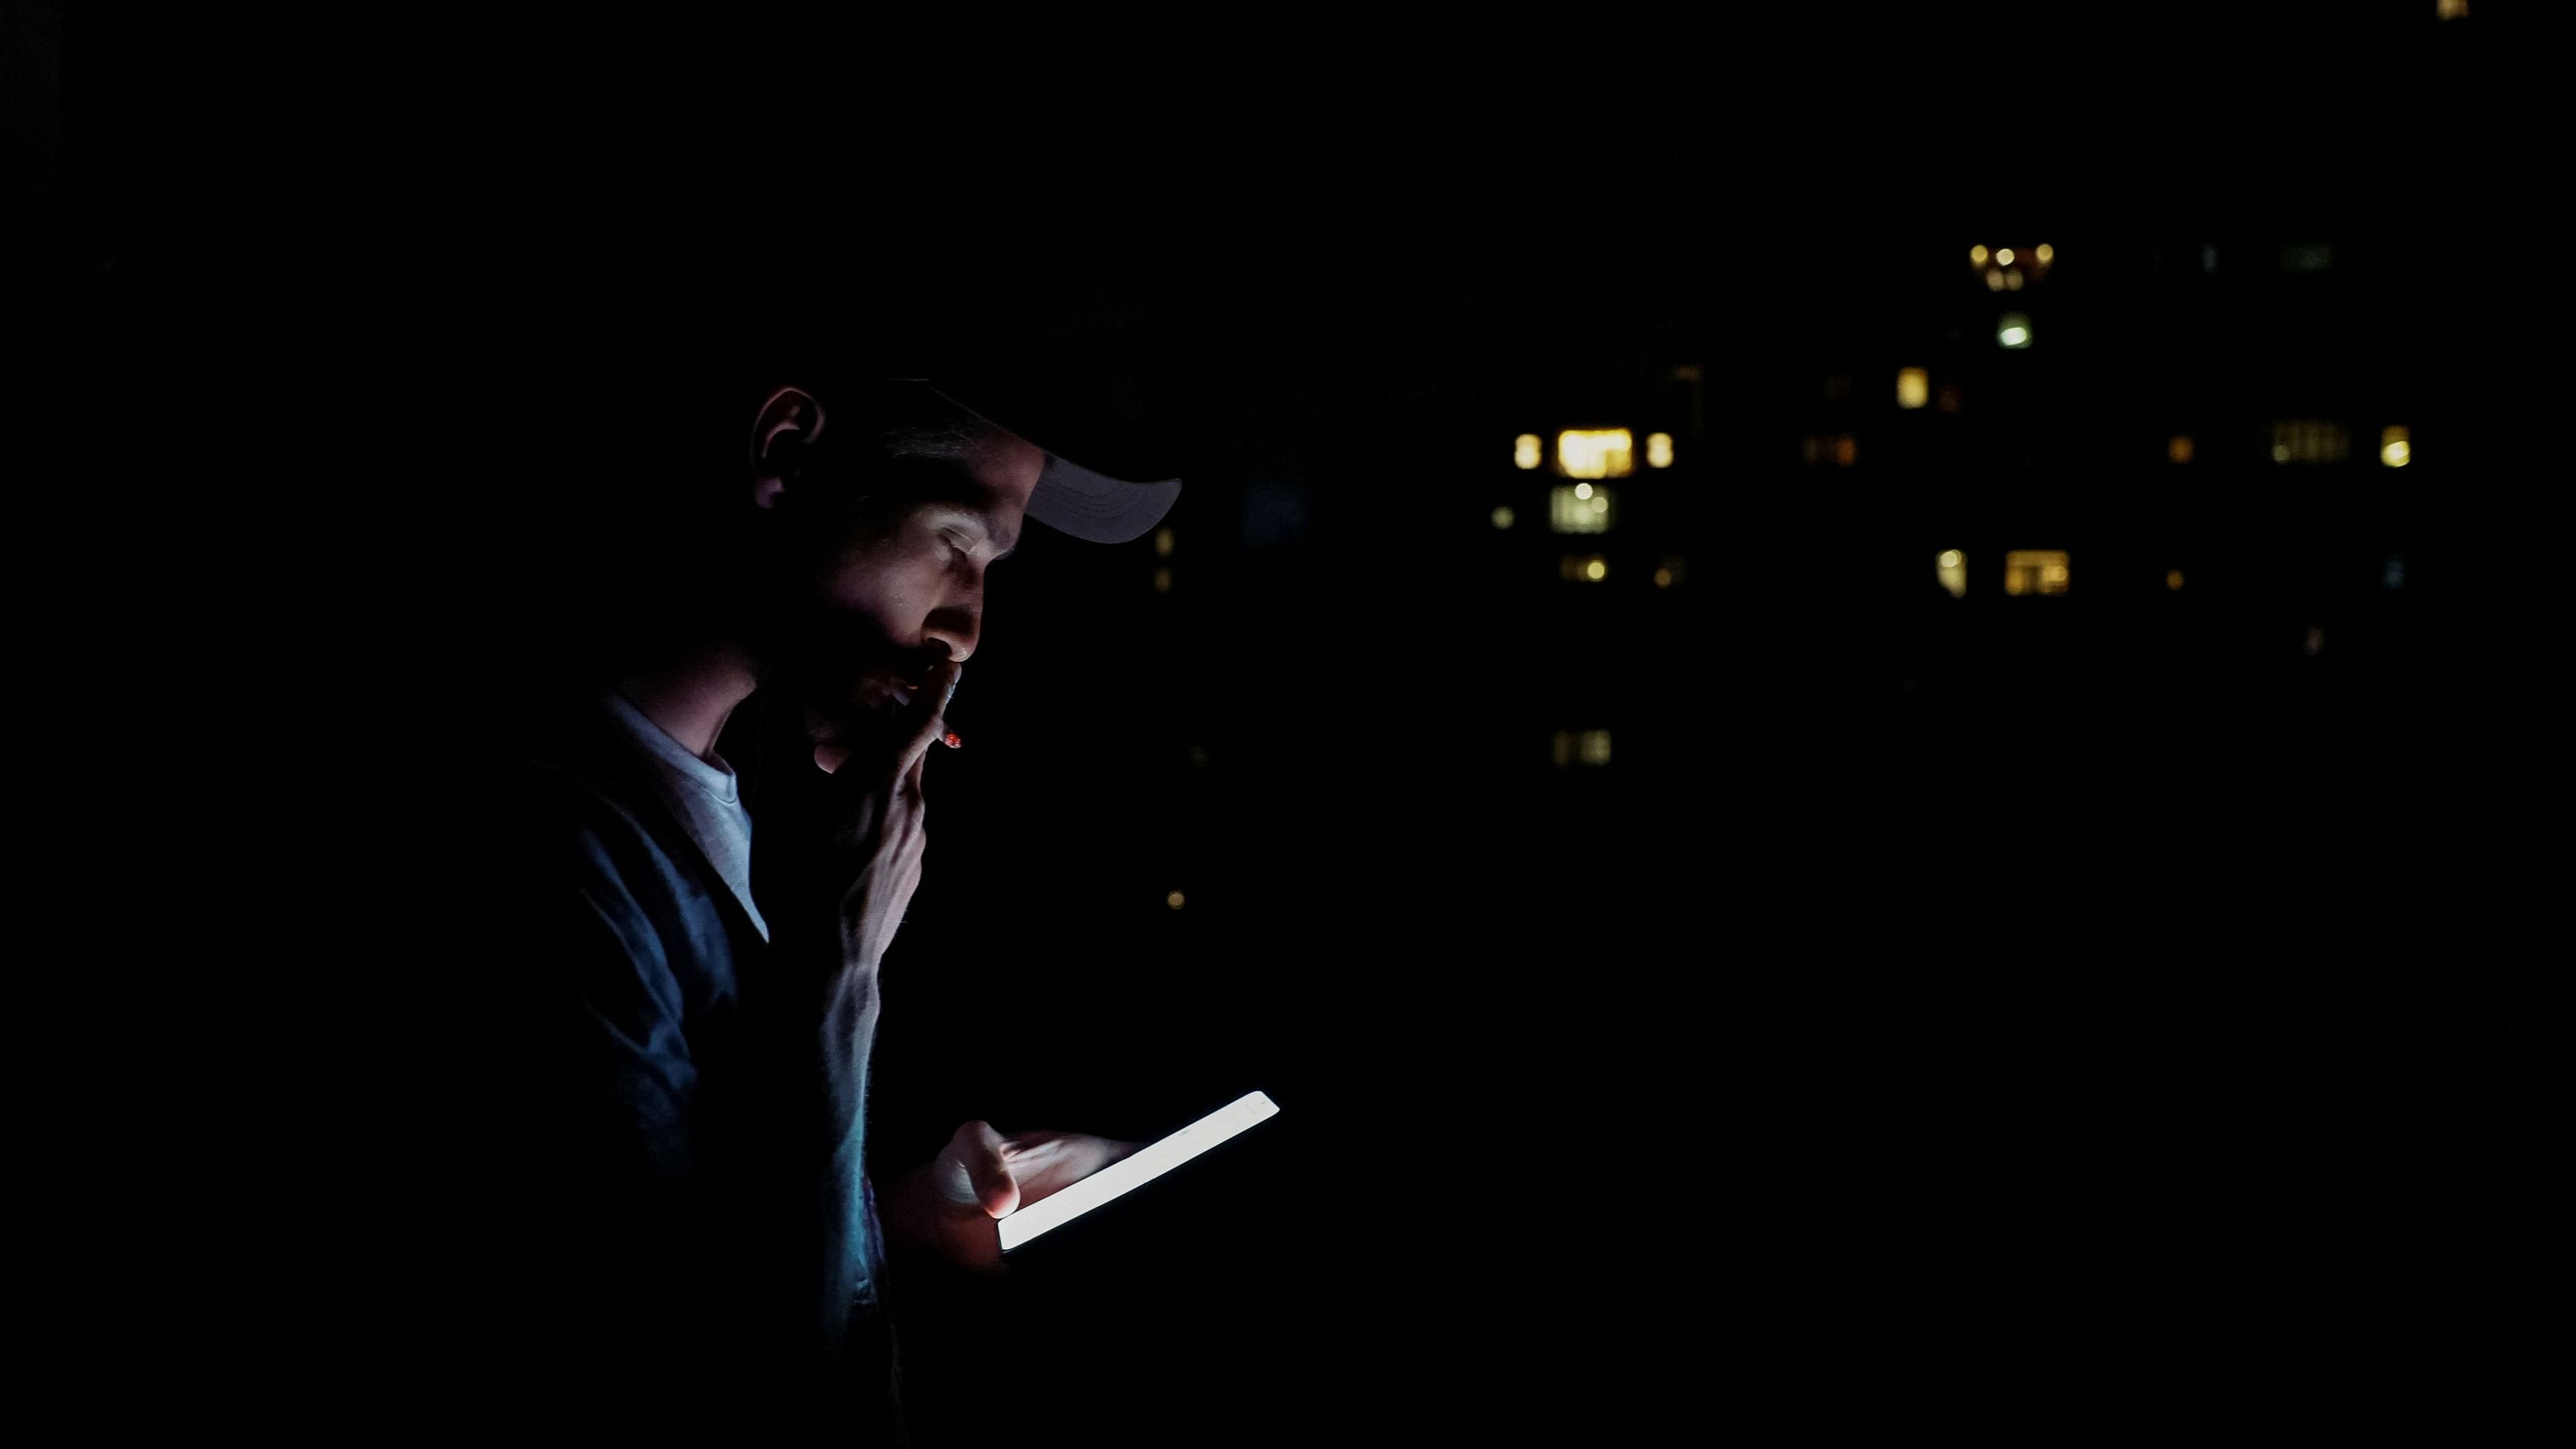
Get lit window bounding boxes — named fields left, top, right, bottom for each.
left=1551, top=485, right=1613, bottom=534
left=1652, top=557, right=1684, bottom=589
left=1995, top=247, right=2014, bottom=266
left=1154, top=527, right=1175, bottom=558
left=1998, top=312, right=2032, bottom=349
left=1490, top=505, right=1516, bottom=530
left=2034, top=243, right=2054, bottom=264
left=1559, top=553, right=1610, bottom=582
left=1554, top=730, right=1612, bottom=768
left=2168, top=434, right=2195, bottom=464
left=1834, top=435, right=1857, bottom=467
left=1936, top=384, right=1963, bottom=414
left=1645, top=433, right=1674, bottom=468
left=1153, top=567, right=1172, bottom=593
left=2281, top=242, right=2334, bottom=272
left=1936, top=549, right=1967, bottom=598
left=2167, top=570, right=2185, bottom=591
left=2003, top=549, right=2070, bottom=596
left=1167, top=890, right=1186, bottom=910
left=1555, top=429, right=1634, bottom=479
left=1514, top=433, right=1543, bottom=470
left=2271, top=419, right=2351, bottom=464
left=1969, top=244, right=1989, bottom=266
left=1985, top=268, right=2006, bottom=293
left=1896, top=368, right=1929, bottom=410
left=2003, top=268, right=2023, bottom=291
left=2438, top=0, right=2469, bottom=18
left=2380, top=425, right=2411, bottom=467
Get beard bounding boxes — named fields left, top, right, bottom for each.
left=740, top=603, right=938, bottom=779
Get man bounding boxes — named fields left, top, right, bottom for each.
left=408, top=364, right=1183, bottom=1439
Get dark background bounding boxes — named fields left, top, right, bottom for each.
left=48, top=4, right=2557, bottom=1441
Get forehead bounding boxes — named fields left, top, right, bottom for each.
left=970, top=430, right=1047, bottom=517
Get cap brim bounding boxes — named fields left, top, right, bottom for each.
left=1027, top=457, right=1182, bottom=545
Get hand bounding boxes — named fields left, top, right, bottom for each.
left=750, top=658, right=961, bottom=977
left=880, top=1120, right=1144, bottom=1275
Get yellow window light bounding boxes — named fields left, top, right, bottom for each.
left=1551, top=485, right=1612, bottom=534
left=1585, top=559, right=1607, bottom=581
left=2438, top=0, right=2468, bottom=16
left=1970, top=244, right=1989, bottom=266
left=1897, top=367, right=1929, bottom=410
left=1154, top=526, right=1175, bottom=558
left=1514, top=433, right=1543, bottom=470
left=1490, top=505, right=1516, bottom=530
left=1559, top=553, right=1610, bottom=582
left=1646, top=433, right=1674, bottom=469
left=1937, top=549, right=1967, bottom=598
left=2035, top=243, right=2054, bottom=264
left=1995, top=247, right=2014, bottom=266
left=2167, top=570, right=2186, bottom=591
left=1985, top=268, right=2006, bottom=292
left=2380, top=425, right=2411, bottom=467
left=2169, top=434, right=2195, bottom=464
left=1555, top=429, right=1635, bottom=479
left=1578, top=730, right=1612, bottom=766
left=2271, top=419, right=2351, bottom=464
left=1167, top=890, right=1186, bottom=910
left=2003, top=550, right=2070, bottom=596
left=1998, top=313, right=2033, bottom=350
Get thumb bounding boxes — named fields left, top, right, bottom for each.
left=950, top=1119, right=1019, bottom=1219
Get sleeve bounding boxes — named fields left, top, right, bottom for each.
left=446, top=787, right=871, bottom=1435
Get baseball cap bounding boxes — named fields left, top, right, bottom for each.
left=896, top=372, right=1184, bottom=546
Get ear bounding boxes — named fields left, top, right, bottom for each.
left=749, top=386, right=827, bottom=510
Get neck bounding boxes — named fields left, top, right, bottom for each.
left=613, top=638, right=761, bottom=762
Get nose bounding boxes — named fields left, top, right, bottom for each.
left=924, top=598, right=981, bottom=663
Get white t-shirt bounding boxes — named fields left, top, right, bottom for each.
left=597, top=687, right=771, bottom=943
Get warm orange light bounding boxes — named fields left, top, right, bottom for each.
left=1514, top=433, right=1543, bottom=470
left=2003, top=550, right=2070, bottom=596
left=1645, top=433, right=1674, bottom=468
left=2169, top=434, right=2195, bottom=464
left=2167, top=570, right=2185, bottom=591
left=1833, top=435, right=1857, bottom=467
left=1896, top=367, right=1929, bottom=410
left=2437, top=0, right=2467, bottom=19
left=1969, top=244, right=1989, bottom=266
left=1166, top=890, right=1186, bottom=910
left=2034, top=243, right=2054, bottom=264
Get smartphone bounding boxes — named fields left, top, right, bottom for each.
left=997, top=1091, right=1280, bottom=1253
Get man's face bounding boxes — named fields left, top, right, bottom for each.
left=756, top=428, right=1044, bottom=757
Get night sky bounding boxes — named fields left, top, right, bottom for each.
left=49, top=5, right=2556, bottom=1441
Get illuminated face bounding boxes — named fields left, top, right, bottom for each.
left=751, top=422, right=1043, bottom=758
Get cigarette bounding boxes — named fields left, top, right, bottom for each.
left=943, top=731, right=962, bottom=749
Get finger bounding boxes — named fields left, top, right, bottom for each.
left=894, top=659, right=963, bottom=772
left=952, top=1119, right=1019, bottom=1219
